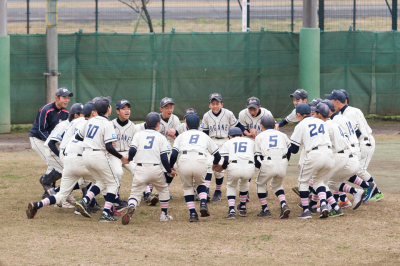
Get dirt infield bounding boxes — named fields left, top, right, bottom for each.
left=0, top=125, right=399, bottom=265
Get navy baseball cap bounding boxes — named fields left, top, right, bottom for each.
left=145, top=112, right=161, bottom=127
left=209, top=93, right=222, bottom=103
left=339, top=89, right=350, bottom=103
left=315, top=103, right=330, bottom=117
left=184, top=108, right=197, bottom=118
left=321, top=99, right=335, bottom=112
left=290, top=89, right=308, bottom=99
left=94, top=97, right=111, bottom=113
left=260, top=114, right=275, bottom=128
left=247, top=97, right=261, bottom=109
left=70, top=103, right=84, bottom=115
left=296, top=103, right=311, bottom=114
left=92, top=96, right=112, bottom=105
left=186, top=113, right=200, bottom=128
left=160, top=97, right=174, bottom=108
left=83, top=101, right=96, bottom=117
left=324, top=90, right=346, bottom=103
left=228, top=127, right=242, bottom=136
left=116, top=99, right=131, bottom=110
left=55, top=87, right=73, bottom=97
left=309, top=98, right=322, bottom=111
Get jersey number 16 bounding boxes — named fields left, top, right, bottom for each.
left=233, top=142, right=247, bottom=153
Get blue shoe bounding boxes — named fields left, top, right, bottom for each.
left=362, top=182, right=377, bottom=203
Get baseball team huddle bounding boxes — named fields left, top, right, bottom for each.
left=25, top=87, right=383, bottom=223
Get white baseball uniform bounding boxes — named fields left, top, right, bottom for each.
left=284, top=109, right=299, bottom=123
left=254, top=129, right=290, bottom=194
left=78, top=116, right=120, bottom=195
left=340, top=106, right=375, bottom=181
left=290, top=116, right=334, bottom=192
left=331, top=113, right=360, bottom=157
left=238, top=107, right=273, bottom=138
left=159, top=114, right=181, bottom=144
left=323, top=119, right=359, bottom=191
left=220, top=137, right=255, bottom=196
left=43, top=120, right=70, bottom=173
left=59, top=116, right=86, bottom=162
left=128, top=129, right=171, bottom=205
left=173, top=129, right=219, bottom=195
left=201, top=108, right=239, bottom=179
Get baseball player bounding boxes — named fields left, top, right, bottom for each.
left=201, top=93, right=246, bottom=201
left=326, top=90, right=383, bottom=202
left=277, top=89, right=308, bottom=128
left=214, top=127, right=255, bottom=219
left=29, top=88, right=72, bottom=198
left=170, top=113, right=221, bottom=222
left=74, top=97, right=130, bottom=222
left=122, top=112, right=176, bottom=225
left=26, top=101, right=105, bottom=219
left=254, top=115, right=291, bottom=219
left=288, top=103, right=334, bottom=219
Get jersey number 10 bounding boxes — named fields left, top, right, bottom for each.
left=86, top=124, right=99, bottom=139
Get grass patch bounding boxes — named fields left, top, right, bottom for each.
left=337, top=246, right=350, bottom=250
left=259, top=235, right=272, bottom=242
left=1, top=174, right=23, bottom=179
left=11, top=124, right=32, bottom=133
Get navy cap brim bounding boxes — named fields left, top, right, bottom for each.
left=59, top=92, right=73, bottom=97
left=324, top=94, right=334, bottom=100
left=310, top=106, right=317, bottom=111
left=247, top=103, right=260, bottom=109
left=209, top=97, right=222, bottom=103
left=290, top=93, right=302, bottom=99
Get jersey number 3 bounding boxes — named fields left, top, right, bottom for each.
left=308, top=124, right=325, bottom=137
left=144, top=136, right=155, bottom=149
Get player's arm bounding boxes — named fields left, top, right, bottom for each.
left=104, top=124, right=125, bottom=161
left=159, top=137, right=173, bottom=174
left=201, top=114, right=210, bottom=135
left=38, top=108, right=51, bottom=140
left=278, top=109, right=296, bottom=127
left=128, top=134, right=139, bottom=161
left=169, top=136, right=181, bottom=167
left=254, top=137, right=263, bottom=168
left=288, top=125, right=302, bottom=154
left=238, top=111, right=251, bottom=137
left=105, top=142, right=123, bottom=159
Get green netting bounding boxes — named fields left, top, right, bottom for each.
left=9, top=31, right=400, bottom=124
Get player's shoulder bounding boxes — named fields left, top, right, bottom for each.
left=238, top=108, right=247, bottom=116
left=221, top=107, right=233, bottom=115
left=260, top=107, right=272, bottom=116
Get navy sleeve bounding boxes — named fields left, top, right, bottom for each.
left=75, top=133, right=84, bottom=141
left=278, top=119, right=289, bottom=127
left=355, top=129, right=362, bottom=138
left=38, top=109, right=50, bottom=140
left=213, top=152, right=221, bottom=165
left=48, top=140, right=60, bottom=157
left=288, top=143, right=300, bottom=154
left=160, top=153, right=172, bottom=174
left=128, top=147, right=137, bottom=161
left=170, top=149, right=179, bottom=168
left=175, top=130, right=179, bottom=137
left=286, top=151, right=291, bottom=161
left=254, top=155, right=261, bottom=169
left=105, top=142, right=123, bottom=159
left=235, top=122, right=246, bottom=133
left=221, top=156, right=229, bottom=169
left=203, top=130, right=210, bottom=135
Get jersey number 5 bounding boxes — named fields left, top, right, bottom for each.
left=86, top=125, right=99, bottom=139
left=144, top=136, right=155, bottom=149
left=269, top=135, right=278, bottom=147
left=308, top=124, right=325, bottom=137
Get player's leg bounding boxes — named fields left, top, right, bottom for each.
left=359, top=136, right=382, bottom=200
left=109, top=155, right=127, bottom=210
left=270, top=158, right=290, bottom=219
left=255, top=161, right=274, bottom=218
left=178, top=154, right=199, bottom=222
left=190, top=154, right=210, bottom=219
left=148, top=165, right=172, bottom=221
left=236, top=163, right=254, bottom=217
left=225, top=167, right=240, bottom=219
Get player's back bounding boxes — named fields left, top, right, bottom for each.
left=60, top=117, right=85, bottom=149
left=331, top=113, right=358, bottom=146
left=44, top=120, right=70, bottom=147
left=342, top=106, right=372, bottom=137
left=174, top=130, right=217, bottom=155
left=221, top=137, right=255, bottom=161
left=325, top=119, right=351, bottom=153
left=131, top=129, right=170, bottom=164
left=290, top=116, right=331, bottom=152
left=65, top=119, right=88, bottom=154
left=255, top=129, right=290, bottom=157
left=80, top=116, right=115, bottom=150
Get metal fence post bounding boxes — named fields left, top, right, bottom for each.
left=291, top=0, right=294, bottom=32
left=27, top=0, right=30, bottom=34
left=0, top=0, right=11, bottom=133
left=393, top=0, right=398, bottom=31
left=162, top=0, right=165, bottom=33
left=318, top=0, right=324, bottom=31
left=227, top=0, right=230, bottom=32
left=353, top=0, right=356, bottom=30
left=95, top=0, right=99, bottom=31
left=247, top=0, right=250, bottom=30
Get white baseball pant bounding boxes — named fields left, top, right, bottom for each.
left=256, top=156, right=288, bottom=194
left=226, top=160, right=255, bottom=196
left=325, top=152, right=359, bottom=191
left=358, top=135, right=375, bottom=181
left=178, top=152, right=208, bottom=196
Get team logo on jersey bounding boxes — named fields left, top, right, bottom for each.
left=56, top=134, right=62, bottom=141
left=167, top=144, right=171, bottom=151
left=112, top=134, right=117, bottom=139
left=200, top=122, right=204, bottom=128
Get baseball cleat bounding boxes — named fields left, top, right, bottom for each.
left=369, top=192, right=384, bottom=202
left=338, top=199, right=352, bottom=208
left=160, top=212, right=173, bottom=221
left=328, top=208, right=344, bottom=217
left=189, top=213, right=199, bottom=222
left=298, top=210, right=312, bottom=219
left=143, top=192, right=149, bottom=203
left=54, top=201, right=74, bottom=209
left=246, top=192, right=250, bottom=202
left=47, top=187, right=57, bottom=196
left=362, top=182, right=377, bottom=203
left=225, top=212, right=236, bottom=219
left=74, top=208, right=81, bottom=215
left=352, top=189, right=365, bottom=210
left=211, top=190, right=222, bottom=201
left=75, top=199, right=92, bottom=218
left=148, top=194, right=159, bottom=206
left=292, top=187, right=300, bottom=197
left=122, top=206, right=136, bottom=225
left=100, top=212, right=117, bottom=222
left=257, top=209, right=272, bottom=218
left=115, top=201, right=128, bottom=210
left=200, top=203, right=210, bottom=217
left=206, top=187, right=211, bottom=202
left=236, top=204, right=247, bottom=217
left=279, top=204, right=290, bottom=219
left=297, top=203, right=317, bottom=215
left=89, top=202, right=103, bottom=213
left=42, top=191, right=50, bottom=199
left=319, top=204, right=329, bottom=219
left=26, top=202, right=38, bottom=219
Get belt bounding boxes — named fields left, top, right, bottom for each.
left=65, top=153, right=82, bottom=157
left=311, top=146, right=331, bottom=150
left=349, top=155, right=353, bottom=158
left=338, top=150, right=344, bottom=153
left=231, top=160, right=253, bottom=164
left=364, top=137, right=369, bottom=141
left=182, top=151, right=203, bottom=155
left=137, top=163, right=159, bottom=166
left=267, top=155, right=287, bottom=160
left=366, top=143, right=371, bottom=147
left=93, top=149, right=101, bottom=151
left=351, top=144, right=355, bottom=147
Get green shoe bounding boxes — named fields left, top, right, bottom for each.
left=297, top=203, right=317, bottom=215
left=99, top=212, right=117, bottom=222
left=369, top=192, right=384, bottom=202
left=329, top=208, right=344, bottom=217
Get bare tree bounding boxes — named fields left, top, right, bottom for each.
left=118, top=0, right=154, bottom=32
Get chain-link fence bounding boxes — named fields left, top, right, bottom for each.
left=6, top=0, right=399, bottom=34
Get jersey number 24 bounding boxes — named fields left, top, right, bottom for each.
left=308, top=124, right=325, bottom=137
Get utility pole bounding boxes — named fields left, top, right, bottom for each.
left=0, top=0, right=11, bottom=133
left=45, top=0, right=59, bottom=104
left=299, top=0, right=320, bottom=101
